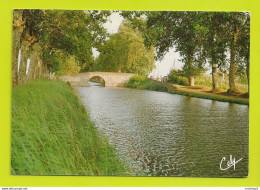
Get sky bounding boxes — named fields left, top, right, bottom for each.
left=93, top=12, right=185, bottom=78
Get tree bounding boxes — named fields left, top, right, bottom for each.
left=222, top=12, right=250, bottom=93
left=94, top=20, right=155, bottom=76
left=144, top=11, right=204, bottom=86
left=123, top=11, right=250, bottom=92
left=41, top=10, right=110, bottom=73
left=12, top=10, right=44, bottom=85
left=12, top=9, right=111, bottom=86
left=194, top=12, right=227, bottom=92
left=12, top=10, right=25, bottom=86
left=237, top=14, right=250, bottom=93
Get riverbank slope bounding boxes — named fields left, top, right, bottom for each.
left=168, top=83, right=249, bottom=105
left=11, top=80, right=127, bottom=175
left=125, top=76, right=249, bottom=105
left=144, top=78, right=248, bottom=105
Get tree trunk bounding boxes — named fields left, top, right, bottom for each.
left=211, top=45, right=219, bottom=91
left=34, top=59, right=42, bottom=79
left=209, top=28, right=219, bottom=92
left=44, top=63, right=50, bottom=79
left=26, top=57, right=33, bottom=81
left=18, top=40, right=29, bottom=85
left=246, top=60, right=249, bottom=94
left=39, top=59, right=42, bottom=77
left=12, top=10, right=24, bottom=87
left=42, top=56, right=50, bottom=79
left=33, top=60, right=38, bottom=80
left=229, top=45, right=236, bottom=92
left=212, top=63, right=219, bottom=92
left=188, top=52, right=194, bottom=86
left=18, top=33, right=36, bottom=85
left=27, top=42, right=42, bottom=81
left=228, top=26, right=239, bottom=93
left=188, top=75, right=194, bottom=86
left=12, top=29, right=20, bottom=86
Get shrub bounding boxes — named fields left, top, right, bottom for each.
left=126, top=76, right=168, bottom=92
left=168, top=70, right=189, bottom=86
left=142, top=82, right=168, bottom=92
left=126, top=75, right=149, bottom=88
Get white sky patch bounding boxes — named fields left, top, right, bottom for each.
left=150, top=48, right=184, bottom=78
left=92, top=12, right=123, bottom=59
left=103, top=12, right=124, bottom=34
left=92, top=47, right=100, bottom=59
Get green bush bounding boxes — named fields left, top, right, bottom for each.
left=168, top=70, right=189, bottom=86
left=125, top=75, right=149, bottom=88
left=126, top=76, right=168, bottom=92
left=142, top=82, right=168, bottom=92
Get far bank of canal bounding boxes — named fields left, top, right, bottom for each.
left=143, top=79, right=249, bottom=105
left=76, top=82, right=249, bottom=177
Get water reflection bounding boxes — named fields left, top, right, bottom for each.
left=88, top=81, right=103, bottom=87
left=76, top=87, right=249, bottom=177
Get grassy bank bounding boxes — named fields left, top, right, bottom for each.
left=125, top=76, right=248, bottom=105
left=11, top=80, right=127, bottom=175
left=125, top=75, right=168, bottom=92
left=194, top=74, right=248, bottom=92
left=168, top=90, right=249, bottom=105
left=168, top=70, right=248, bottom=93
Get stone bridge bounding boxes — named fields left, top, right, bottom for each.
left=58, top=72, right=136, bottom=87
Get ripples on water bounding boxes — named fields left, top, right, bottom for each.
left=76, top=84, right=249, bottom=177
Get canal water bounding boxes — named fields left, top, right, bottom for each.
left=76, top=82, right=249, bottom=177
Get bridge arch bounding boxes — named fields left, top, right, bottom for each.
left=88, top=75, right=105, bottom=86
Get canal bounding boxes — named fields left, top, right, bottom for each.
left=76, top=82, right=249, bottom=177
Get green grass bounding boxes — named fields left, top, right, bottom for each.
left=125, top=76, right=168, bottom=92
left=126, top=76, right=248, bottom=105
left=167, top=70, right=248, bottom=92
left=194, top=74, right=248, bottom=92
left=141, top=82, right=168, bottom=92
left=169, top=90, right=249, bottom=105
left=11, top=80, right=128, bottom=175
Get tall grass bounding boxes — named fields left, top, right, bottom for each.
left=11, top=80, right=127, bottom=175
left=194, top=74, right=248, bottom=92
left=142, top=82, right=168, bottom=92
